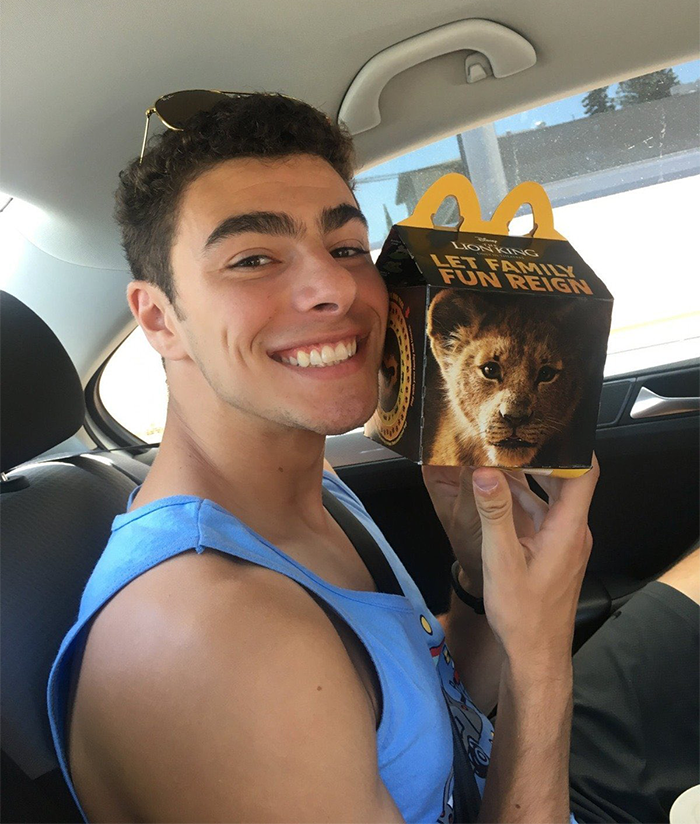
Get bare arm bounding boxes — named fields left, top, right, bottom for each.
left=473, top=462, right=598, bottom=823
left=478, top=658, right=573, bottom=822
left=425, top=461, right=598, bottom=822
left=424, top=467, right=535, bottom=715
left=69, top=551, right=403, bottom=823
left=439, top=577, right=503, bottom=715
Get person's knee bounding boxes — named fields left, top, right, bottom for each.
left=657, top=546, right=700, bottom=606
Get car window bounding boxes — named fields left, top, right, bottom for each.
left=99, top=61, right=699, bottom=442
left=99, top=326, right=168, bottom=442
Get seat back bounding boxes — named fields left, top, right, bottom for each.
left=0, top=291, right=149, bottom=822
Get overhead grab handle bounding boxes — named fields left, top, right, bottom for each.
left=338, top=19, right=536, bottom=135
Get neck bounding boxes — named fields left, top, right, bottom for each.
left=134, top=393, right=330, bottom=538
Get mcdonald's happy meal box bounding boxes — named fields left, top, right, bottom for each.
left=364, top=174, right=613, bottom=475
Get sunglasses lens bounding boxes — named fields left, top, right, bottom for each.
left=155, top=90, right=230, bottom=129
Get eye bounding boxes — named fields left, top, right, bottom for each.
left=536, top=365, right=558, bottom=383
left=331, top=245, right=369, bottom=259
left=480, top=361, right=502, bottom=380
left=227, top=254, right=274, bottom=269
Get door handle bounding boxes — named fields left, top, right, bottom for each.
left=630, top=386, right=700, bottom=419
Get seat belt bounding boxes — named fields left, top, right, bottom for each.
left=321, top=486, right=482, bottom=823
left=28, top=444, right=154, bottom=485
left=321, top=487, right=403, bottom=596
left=448, top=703, right=483, bottom=823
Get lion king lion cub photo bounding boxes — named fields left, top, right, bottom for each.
left=424, top=289, right=602, bottom=468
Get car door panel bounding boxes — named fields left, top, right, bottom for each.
left=333, top=360, right=700, bottom=622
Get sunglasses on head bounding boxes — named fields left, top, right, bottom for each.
left=139, top=89, right=325, bottom=163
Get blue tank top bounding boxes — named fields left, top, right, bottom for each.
left=47, top=471, right=493, bottom=823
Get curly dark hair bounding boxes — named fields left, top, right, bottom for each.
left=115, top=93, right=356, bottom=308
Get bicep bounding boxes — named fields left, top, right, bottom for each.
left=85, top=558, right=403, bottom=823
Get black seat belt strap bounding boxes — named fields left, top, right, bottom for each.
left=447, top=702, right=483, bottom=822
left=321, top=486, right=482, bottom=823
left=321, top=487, right=403, bottom=596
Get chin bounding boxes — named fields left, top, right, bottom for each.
left=302, top=393, right=378, bottom=436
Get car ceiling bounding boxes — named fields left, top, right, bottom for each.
left=0, top=0, right=700, bottom=400
left=1, top=0, right=698, bottom=383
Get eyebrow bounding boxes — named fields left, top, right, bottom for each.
left=319, top=203, right=368, bottom=234
left=202, top=203, right=368, bottom=254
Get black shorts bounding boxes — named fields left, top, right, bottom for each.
left=569, top=581, right=699, bottom=824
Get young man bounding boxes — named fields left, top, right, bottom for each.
left=48, top=94, right=698, bottom=823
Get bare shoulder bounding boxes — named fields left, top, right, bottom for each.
left=69, top=551, right=402, bottom=823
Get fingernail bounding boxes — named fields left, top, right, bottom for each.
left=474, top=471, right=499, bottom=492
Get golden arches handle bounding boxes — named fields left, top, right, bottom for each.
left=488, top=181, right=566, bottom=240
left=398, top=175, right=566, bottom=241
left=398, top=173, right=491, bottom=233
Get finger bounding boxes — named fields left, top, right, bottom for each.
left=527, top=456, right=599, bottom=506
left=506, top=474, right=549, bottom=532
left=422, top=464, right=462, bottom=498
left=441, top=467, right=480, bottom=535
left=457, top=466, right=476, bottom=497
left=555, top=455, right=600, bottom=513
left=525, top=472, right=562, bottom=503
left=542, top=458, right=600, bottom=534
left=422, top=464, right=458, bottom=485
left=472, top=468, right=520, bottom=560
left=503, top=469, right=530, bottom=489
left=454, top=467, right=480, bottom=527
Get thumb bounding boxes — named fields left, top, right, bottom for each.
left=472, top=468, right=519, bottom=548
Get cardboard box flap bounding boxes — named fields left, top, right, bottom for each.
left=376, top=174, right=612, bottom=301
left=393, top=226, right=613, bottom=300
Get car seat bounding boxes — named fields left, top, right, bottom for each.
left=0, top=291, right=149, bottom=823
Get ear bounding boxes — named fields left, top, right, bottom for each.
left=427, top=289, right=490, bottom=362
left=126, top=280, right=189, bottom=362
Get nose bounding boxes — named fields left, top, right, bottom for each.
left=500, top=410, right=532, bottom=429
left=292, top=252, right=358, bottom=316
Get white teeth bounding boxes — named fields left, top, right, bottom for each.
left=277, top=337, right=359, bottom=368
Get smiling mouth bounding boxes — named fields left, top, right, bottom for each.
left=493, top=437, right=537, bottom=450
left=271, top=336, right=360, bottom=368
